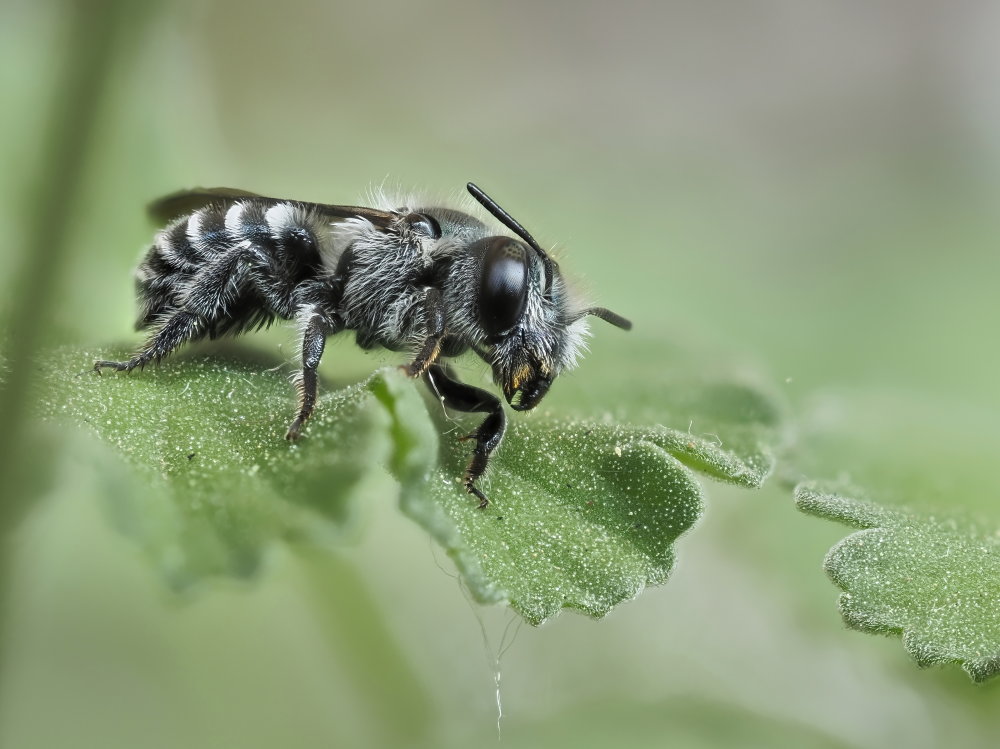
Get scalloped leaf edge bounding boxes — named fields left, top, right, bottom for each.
left=795, top=480, right=1000, bottom=683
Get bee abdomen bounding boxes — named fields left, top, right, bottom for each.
left=138, top=205, right=225, bottom=280
left=134, top=206, right=229, bottom=328
left=134, top=200, right=328, bottom=330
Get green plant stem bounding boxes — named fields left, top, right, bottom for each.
left=0, top=0, right=138, bottom=696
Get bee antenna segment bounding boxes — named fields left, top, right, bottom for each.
left=582, top=307, right=632, bottom=330
left=467, top=182, right=555, bottom=293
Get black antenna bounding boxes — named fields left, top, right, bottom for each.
left=582, top=307, right=632, bottom=330
left=467, top=183, right=554, bottom=293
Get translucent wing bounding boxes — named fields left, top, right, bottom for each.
left=148, top=187, right=396, bottom=227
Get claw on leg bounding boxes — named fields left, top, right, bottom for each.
left=466, top=479, right=490, bottom=509
left=93, top=356, right=147, bottom=374
left=285, top=417, right=305, bottom=441
left=93, top=359, right=129, bottom=373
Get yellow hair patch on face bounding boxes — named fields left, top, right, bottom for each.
left=510, top=364, right=533, bottom=390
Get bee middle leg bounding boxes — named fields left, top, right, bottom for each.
left=402, top=288, right=445, bottom=378
left=425, top=363, right=506, bottom=508
left=285, top=311, right=340, bottom=440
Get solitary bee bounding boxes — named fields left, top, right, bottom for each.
left=95, top=183, right=631, bottom=506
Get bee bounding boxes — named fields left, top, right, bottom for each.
left=95, top=183, right=631, bottom=506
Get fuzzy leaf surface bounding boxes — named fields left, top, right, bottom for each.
left=796, top=482, right=1000, bottom=682
left=38, top=348, right=429, bottom=587
left=37, top=346, right=782, bottom=624
left=402, top=417, right=704, bottom=624
left=400, top=368, right=786, bottom=624
left=621, top=380, right=784, bottom=489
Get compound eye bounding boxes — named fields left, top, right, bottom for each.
left=477, top=237, right=529, bottom=337
left=401, top=212, right=441, bottom=239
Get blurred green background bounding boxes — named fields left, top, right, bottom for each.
left=2, top=0, right=1000, bottom=747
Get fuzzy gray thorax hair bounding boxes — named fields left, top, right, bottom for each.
left=323, top=198, right=591, bottom=372
left=326, top=215, right=439, bottom=350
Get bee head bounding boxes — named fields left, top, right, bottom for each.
left=466, top=184, right=632, bottom=411
left=470, top=234, right=554, bottom=410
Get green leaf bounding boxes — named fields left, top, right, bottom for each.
left=398, top=367, right=785, bottom=624
left=633, top=405, right=776, bottom=489
left=400, top=416, right=705, bottom=624
left=796, top=481, right=1000, bottom=682
left=37, top=344, right=782, bottom=625
left=551, top=335, right=786, bottom=489
left=38, top=347, right=430, bottom=587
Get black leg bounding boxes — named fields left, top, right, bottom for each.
left=425, top=364, right=506, bottom=508
left=402, top=288, right=445, bottom=378
left=285, top=311, right=339, bottom=440
left=95, top=310, right=200, bottom=373
left=95, top=247, right=253, bottom=373
left=184, top=249, right=252, bottom=318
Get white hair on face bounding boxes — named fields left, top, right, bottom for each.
left=559, top=316, right=592, bottom=371
left=552, top=269, right=597, bottom=372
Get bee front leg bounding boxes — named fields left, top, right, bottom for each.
left=402, top=288, right=445, bottom=378
left=425, top=364, right=506, bottom=508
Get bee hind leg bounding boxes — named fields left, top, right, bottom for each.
left=96, top=248, right=257, bottom=375
left=424, top=363, right=506, bottom=508
left=94, top=311, right=200, bottom=374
